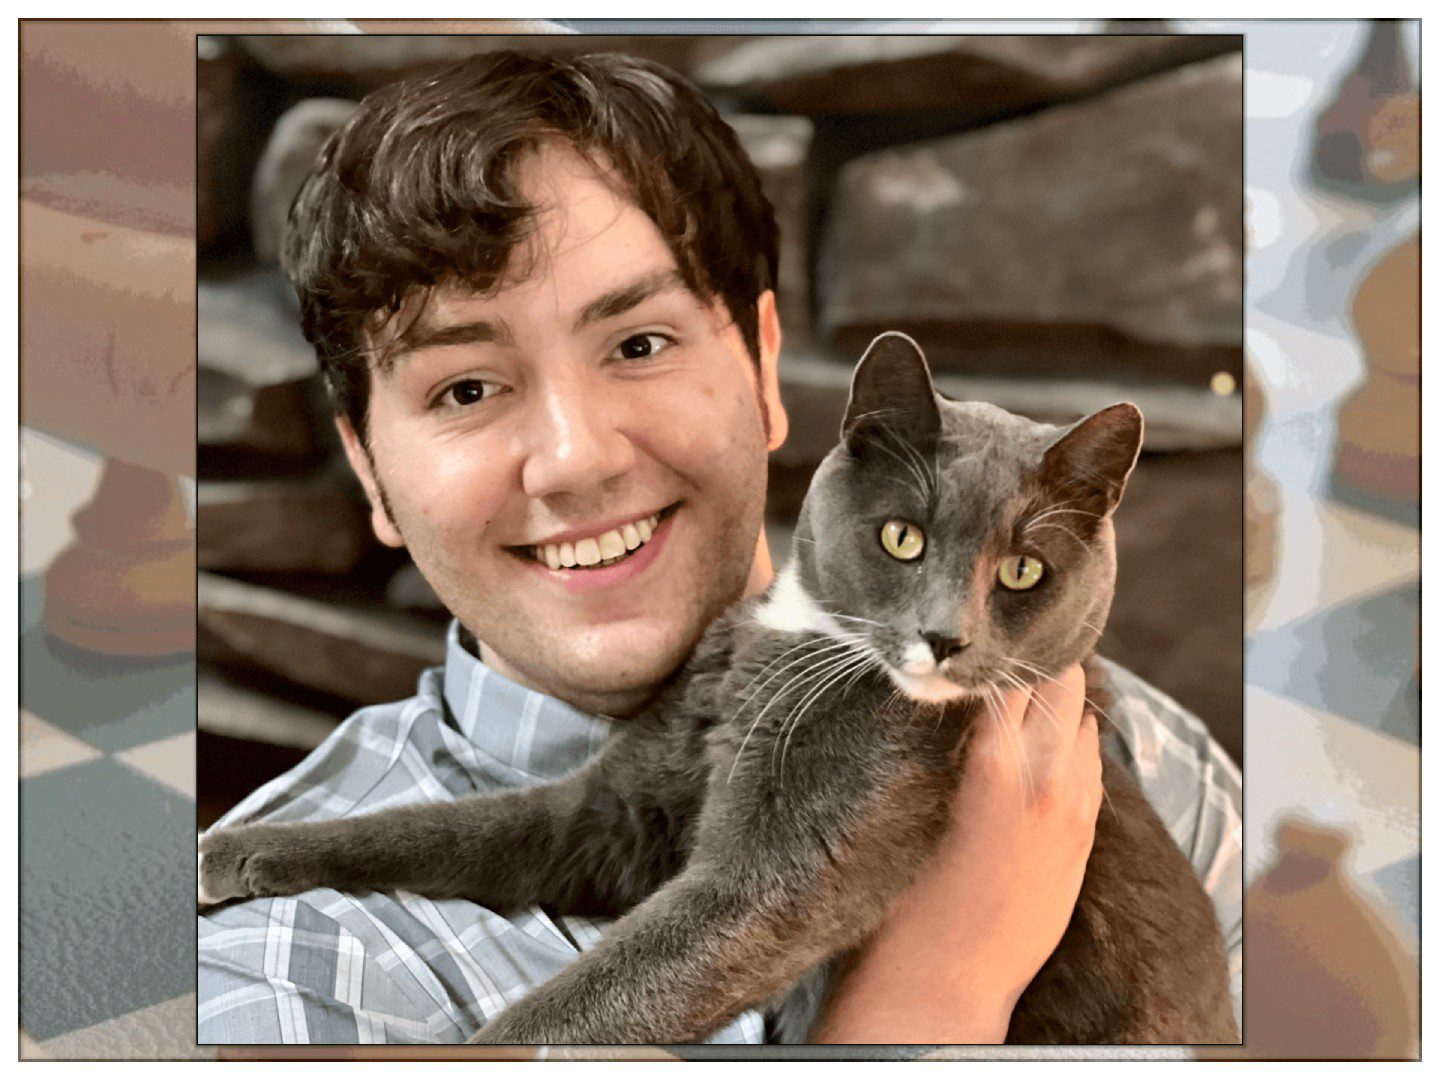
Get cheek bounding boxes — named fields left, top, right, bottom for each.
left=987, top=591, right=1031, bottom=641
left=394, top=438, right=511, bottom=536
left=994, top=586, right=1071, bottom=649
left=643, top=373, right=768, bottom=472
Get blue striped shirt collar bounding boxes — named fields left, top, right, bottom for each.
left=441, top=619, right=615, bottom=781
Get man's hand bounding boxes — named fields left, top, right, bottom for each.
left=812, top=665, right=1102, bottom=1043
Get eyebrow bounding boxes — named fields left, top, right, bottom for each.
left=390, top=317, right=514, bottom=365
left=571, top=269, right=688, bottom=331
left=383, top=269, right=690, bottom=371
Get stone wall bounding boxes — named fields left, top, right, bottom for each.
left=198, top=30, right=1242, bottom=772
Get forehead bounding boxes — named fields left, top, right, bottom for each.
left=821, top=402, right=1052, bottom=519
left=510, top=144, right=660, bottom=272
left=937, top=401, right=1053, bottom=476
left=370, top=144, right=683, bottom=360
left=925, top=402, right=1055, bottom=530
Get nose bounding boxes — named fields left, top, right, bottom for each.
left=922, top=632, right=968, bottom=663
left=520, top=376, right=637, bottom=499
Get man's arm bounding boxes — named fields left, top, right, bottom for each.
left=811, top=668, right=1100, bottom=1043
left=197, top=696, right=774, bottom=1046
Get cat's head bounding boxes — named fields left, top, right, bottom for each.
left=782, top=332, right=1143, bottom=706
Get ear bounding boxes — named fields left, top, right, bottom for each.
left=755, top=290, right=789, bottom=452
left=1039, top=402, right=1144, bottom=518
left=842, top=331, right=941, bottom=455
left=335, top=414, right=406, bottom=548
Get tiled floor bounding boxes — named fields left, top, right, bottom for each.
left=19, top=429, right=210, bottom=1060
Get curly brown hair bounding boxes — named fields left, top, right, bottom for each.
left=282, top=49, right=780, bottom=446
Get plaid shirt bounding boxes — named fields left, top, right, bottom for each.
left=198, top=619, right=1242, bottom=1045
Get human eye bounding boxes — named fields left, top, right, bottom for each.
left=608, top=332, right=676, bottom=362
left=429, top=378, right=504, bottom=411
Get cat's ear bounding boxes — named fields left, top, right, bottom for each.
left=842, top=331, right=942, bottom=453
left=1040, top=402, right=1144, bottom=518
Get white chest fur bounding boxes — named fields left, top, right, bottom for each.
left=753, top=562, right=845, bottom=637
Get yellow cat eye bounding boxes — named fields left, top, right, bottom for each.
left=880, top=519, right=925, bottom=561
left=998, top=554, right=1045, bottom=590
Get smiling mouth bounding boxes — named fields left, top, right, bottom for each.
left=512, top=504, right=679, bottom=571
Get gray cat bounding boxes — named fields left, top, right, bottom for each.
left=199, top=332, right=1237, bottom=1046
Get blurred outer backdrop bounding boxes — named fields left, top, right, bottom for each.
left=194, top=29, right=1244, bottom=822
left=17, top=18, right=1420, bottom=1062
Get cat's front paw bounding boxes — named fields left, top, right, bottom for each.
left=198, top=828, right=253, bottom=908
left=198, top=833, right=226, bottom=908
left=469, top=990, right=640, bottom=1046
left=469, top=998, right=579, bottom=1046
left=198, top=824, right=294, bottom=908
left=468, top=1010, right=543, bottom=1046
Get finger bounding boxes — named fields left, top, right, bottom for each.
left=972, top=683, right=1030, bottom=750
left=1075, top=711, right=1104, bottom=817
left=1023, top=663, right=1087, bottom=744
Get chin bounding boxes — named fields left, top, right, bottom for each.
left=563, top=618, right=703, bottom=699
left=887, top=668, right=972, bottom=706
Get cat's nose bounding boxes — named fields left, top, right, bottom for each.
left=922, top=632, right=968, bottom=663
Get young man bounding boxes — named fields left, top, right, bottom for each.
left=198, top=50, right=1241, bottom=1046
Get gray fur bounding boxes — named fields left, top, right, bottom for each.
left=200, top=332, right=1237, bottom=1046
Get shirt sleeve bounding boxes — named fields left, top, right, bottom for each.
left=199, top=894, right=460, bottom=1044
left=200, top=892, right=768, bottom=1046
left=198, top=697, right=768, bottom=1046
left=1096, top=658, right=1243, bottom=1027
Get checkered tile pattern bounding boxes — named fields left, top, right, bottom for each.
left=18, top=435, right=210, bottom=1060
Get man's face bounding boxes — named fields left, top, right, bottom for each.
left=338, top=145, right=787, bottom=717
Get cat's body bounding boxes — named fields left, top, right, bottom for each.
left=199, top=333, right=1238, bottom=1045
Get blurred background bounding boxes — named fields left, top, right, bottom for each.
left=18, top=17, right=1419, bottom=1060
left=187, top=26, right=1246, bottom=824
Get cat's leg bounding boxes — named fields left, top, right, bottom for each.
left=1007, top=754, right=1237, bottom=1044
left=468, top=864, right=843, bottom=1045
left=199, top=754, right=671, bottom=915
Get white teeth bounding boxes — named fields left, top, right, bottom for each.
left=575, top=538, right=602, bottom=566
left=535, top=512, right=664, bottom=570
left=598, top=530, right=626, bottom=560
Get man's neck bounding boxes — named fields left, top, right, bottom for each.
left=470, top=636, right=661, bottom=718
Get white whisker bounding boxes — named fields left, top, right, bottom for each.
left=774, top=647, right=876, bottom=783
left=1025, top=503, right=1100, bottom=530
left=1024, top=521, right=1089, bottom=548
left=1003, top=656, right=1056, bottom=684
left=734, top=634, right=868, bottom=710
left=851, top=407, right=938, bottom=508
left=999, top=668, right=1065, bottom=738
left=727, top=640, right=865, bottom=783
left=829, top=612, right=884, bottom=628
left=864, top=435, right=930, bottom=505
left=987, top=680, right=1033, bottom=813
